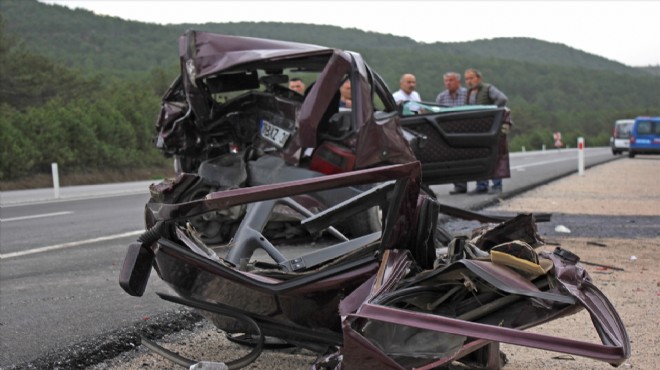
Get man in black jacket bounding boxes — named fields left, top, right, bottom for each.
left=464, top=68, right=508, bottom=194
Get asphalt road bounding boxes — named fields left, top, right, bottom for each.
left=0, top=147, right=619, bottom=367
left=433, top=146, right=619, bottom=210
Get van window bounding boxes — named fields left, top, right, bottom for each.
left=637, top=121, right=652, bottom=135
left=615, top=122, right=633, bottom=138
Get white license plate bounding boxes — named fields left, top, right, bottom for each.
left=260, top=119, right=291, bottom=148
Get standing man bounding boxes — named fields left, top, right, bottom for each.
left=436, top=72, right=470, bottom=194
left=436, top=71, right=467, bottom=107
left=288, top=78, right=305, bottom=94
left=392, top=73, right=422, bottom=105
left=464, top=68, right=508, bottom=194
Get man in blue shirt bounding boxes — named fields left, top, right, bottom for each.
left=436, top=72, right=467, bottom=107
left=436, top=72, right=470, bottom=194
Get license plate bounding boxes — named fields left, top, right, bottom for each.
left=260, top=119, right=291, bottom=148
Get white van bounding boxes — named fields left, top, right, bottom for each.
left=610, top=119, right=634, bottom=155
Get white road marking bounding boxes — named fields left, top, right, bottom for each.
left=511, top=152, right=603, bottom=170
left=0, top=230, right=144, bottom=260
left=0, top=211, right=74, bottom=223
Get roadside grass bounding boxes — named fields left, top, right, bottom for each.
left=0, top=165, right=175, bottom=191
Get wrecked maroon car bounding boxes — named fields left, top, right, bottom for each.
left=119, top=31, right=629, bottom=369
left=150, top=30, right=510, bottom=243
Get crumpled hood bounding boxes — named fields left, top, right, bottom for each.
left=179, top=30, right=333, bottom=79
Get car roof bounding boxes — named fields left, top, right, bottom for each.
left=634, top=116, right=660, bottom=122
left=179, top=30, right=339, bottom=79
left=615, top=119, right=634, bottom=124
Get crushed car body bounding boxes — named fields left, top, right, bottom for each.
left=119, top=31, right=630, bottom=369
left=148, top=29, right=511, bottom=244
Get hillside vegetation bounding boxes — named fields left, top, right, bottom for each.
left=1, top=0, right=659, bottom=183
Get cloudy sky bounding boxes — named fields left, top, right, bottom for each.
left=41, top=0, right=659, bottom=67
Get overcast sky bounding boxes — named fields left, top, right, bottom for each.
left=41, top=0, right=659, bottom=67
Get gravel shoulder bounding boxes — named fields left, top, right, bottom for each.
left=96, top=157, right=660, bottom=369
left=491, top=157, right=660, bottom=370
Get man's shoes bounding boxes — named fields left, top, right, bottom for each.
left=449, top=188, right=467, bottom=195
left=468, top=188, right=488, bottom=195
left=488, top=187, right=503, bottom=194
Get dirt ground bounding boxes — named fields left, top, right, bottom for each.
left=96, top=157, right=660, bottom=369
left=490, top=157, right=660, bottom=370
left=499, top=236, right=659, bottom=370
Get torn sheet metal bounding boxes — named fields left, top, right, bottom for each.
left=120, top=162, right=629, bottom=369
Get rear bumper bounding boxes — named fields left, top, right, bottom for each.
left=611, top=139, right=630, bottom=151
left=629, top=147, right=660, bottom=155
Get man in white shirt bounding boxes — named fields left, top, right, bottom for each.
left=392, top=73, right=421, bottom=105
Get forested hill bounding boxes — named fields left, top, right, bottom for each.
left=1, top=0, right=652, bottom=77
left=1, top=0, right=659, bottom=184
left=639, top=66, right=660, bottom=76
left=432, top=38, right=647, bottom=76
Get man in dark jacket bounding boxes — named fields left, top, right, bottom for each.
left=464, top=68, right=508, bottom=194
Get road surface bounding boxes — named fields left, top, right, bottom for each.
left=0, top=147, right=618, bottom=367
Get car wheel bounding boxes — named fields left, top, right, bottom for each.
left=628, top=151, right=636, bottom=158
left=344, top=206, right=381, bottom=237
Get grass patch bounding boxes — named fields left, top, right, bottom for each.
left=0, top=165, right=175, bottom=191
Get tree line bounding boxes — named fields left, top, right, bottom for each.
left=0, top=19, right=171, bottom=181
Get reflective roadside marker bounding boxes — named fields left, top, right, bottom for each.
left=52, top=162, right=60, bottom=199
left=577, top=137, right=585, bottom=176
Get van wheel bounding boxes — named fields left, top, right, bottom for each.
left=612, top=150, right=620, bottom=155
left=628, top=151, right=636, bottom=158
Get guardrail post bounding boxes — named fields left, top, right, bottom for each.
left=577, top=137, right=585, bottom=176
left=51, top=162, right=60, bottom=199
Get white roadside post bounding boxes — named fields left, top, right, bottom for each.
left=51, top=162, right=60, bottom=199
left=577, top=137, right=585, bottom=176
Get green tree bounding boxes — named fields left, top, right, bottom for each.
left=0, top=104, right=38, bottom=179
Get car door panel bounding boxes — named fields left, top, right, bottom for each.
left=400, top=108, right=507, bottom=185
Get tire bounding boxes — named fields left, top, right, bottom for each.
left=628, top=151, right=636, bottom=158
left=435, top=224, right=455, bottom=246
left=344, top=206, right=382, bottom=237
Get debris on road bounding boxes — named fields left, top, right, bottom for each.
left=554, top=225, right=571, bottom=233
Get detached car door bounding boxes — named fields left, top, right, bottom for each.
left=398, top=102, right=509, bottom=185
